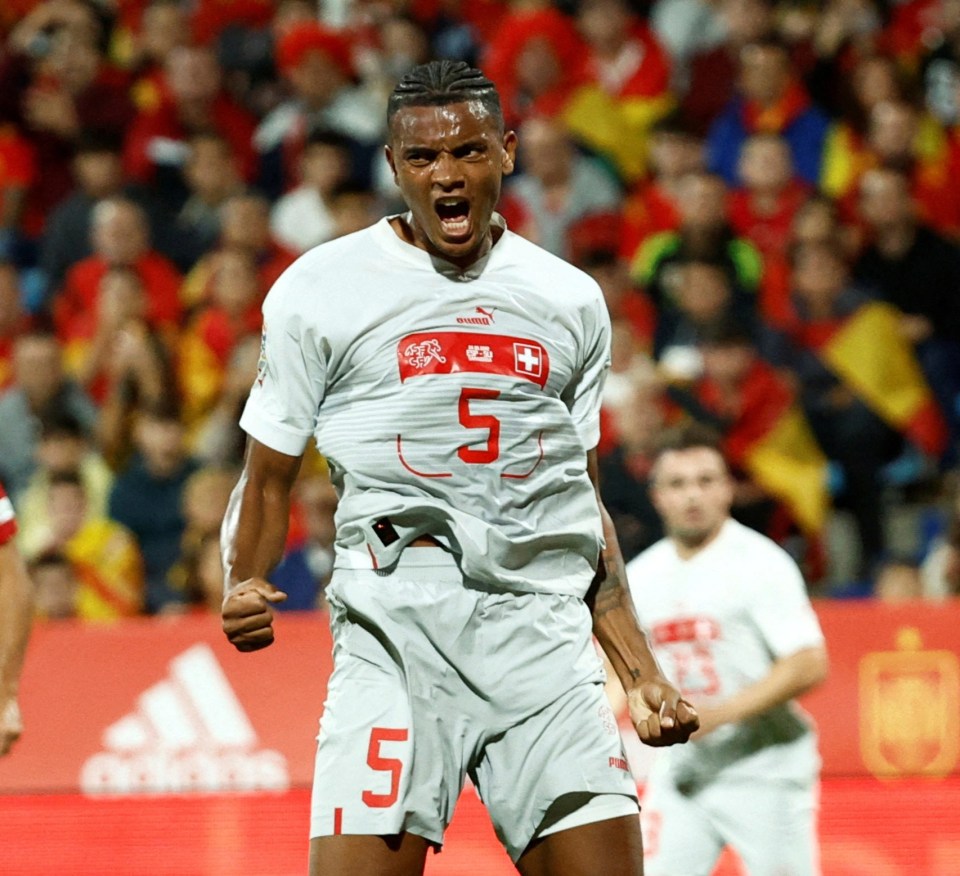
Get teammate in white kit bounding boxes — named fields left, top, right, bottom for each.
left=626, top=423, right=828, bottom=876
left=0, top=480, right=35, bottom=757
left=220, top=60, right=698, bottom=876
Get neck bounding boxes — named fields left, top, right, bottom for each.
left=672, top=520, right=726, bottom=559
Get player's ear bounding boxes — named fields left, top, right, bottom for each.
left=501, top=130, right=518, bottom=176
left=384, top=145, right=398, bottom=184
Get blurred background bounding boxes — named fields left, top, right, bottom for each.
left=0, top=0, right=958, bottom=873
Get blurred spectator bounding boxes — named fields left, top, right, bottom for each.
left=707, top=38, right=831, bottom=186
left=874, top=560, right=926, bottom=601
left=853, top=166, right=960, bottom=457
left=729, top=133, right=810, bottom=259
left=30, top=550, right=79, bottom=620
left=682, top=0, right=777, bottom=136
left=35, top=470, right=144, bottom=620
left=818, top=54, right=938, bottom=199
left=650, top=0, right=725, bottom=79
left=126, top=0, right=189, bottom=113
left=16, top=409, right=113, bottom=558
left=920, top=0, right=960, bottom=126
left=166, top=465, right=237, bottom=612
left=502, top=116, right=622, bottom=259
left=631, top=171, right=763, bottom=318
left=123, top=44, right=257, bottom=209
left=758, top=193, right=856, bottom=329
left=269, top=128, right=352, bottom=253
left=54, top=198, right=183, bottom=354
left=619, top=112, right=705, bottom=261
left=654, top=258, right=755, bottom=375
left=108, top=402, right=200, bottom=614
left=861, top=99, right=960, bottom=238
left=192, top=334, right=260, bottom=467
left=270, top=474, right=338, bottom=610
left=254, top=21, right=383, bottom=197
left=484, top=6, right=661, bottom=182
left=0, top=263, right=30, bottom=389
left=66, top=264, right=172, bottom=407
left=676, top=317, right=830, bottom=551
left=0, top=0, right=134, bottom=241
left=598, top=367, right=669, bottom=560
left=576, top=0, right=674, bottom=180
left=326, top=181, right=381, bottom=238
left=581, top=247, right=656, bottom=353
left=786, top=241, right=916, bottom=577
left=0, top=327, right=97, bottom=501
left=178, top=247, right=263, bottom=431
left=483, top=8, right=589, bottom=131
left=37, top=130, right=167, bottom=305
left=181, top=192, right=295, bottom=311
left=164, top=131, right=246, bottom=272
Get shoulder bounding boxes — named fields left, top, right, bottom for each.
left=721, top=520, right=799, bottom=573
left=500, top=230, right=605, bottom=307
left=263, top=225, right=379, bottom=315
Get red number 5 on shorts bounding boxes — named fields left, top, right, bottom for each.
left=362, top=727, right=409, bottom=808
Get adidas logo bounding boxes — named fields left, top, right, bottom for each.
left=80, top=643, right=289, bottom=794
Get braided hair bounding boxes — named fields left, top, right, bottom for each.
left=387, top=60, right=503, bottom=131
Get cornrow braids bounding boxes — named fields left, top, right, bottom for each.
left=387, top=60, right=504, bottom=131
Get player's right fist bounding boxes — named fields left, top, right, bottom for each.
left=222, top=579, right=288, bottom=652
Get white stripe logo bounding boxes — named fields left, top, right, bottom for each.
left=81, top=644, right=289, bottom=794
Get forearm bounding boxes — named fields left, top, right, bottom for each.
left=716, top=646, right=828, bottom=725
left=0, top=544, right=34, bottom=700
left=220, top=444, right=300, bottom=595
left=590, top=504, right=666, bottom=692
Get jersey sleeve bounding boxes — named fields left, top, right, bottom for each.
left=747, top=547, right=825, bottom=658
left=239, top=271, right=328, bottom=456
left=561, top=289, right=612, bottom=449
left=0, top=484, right=17, bottom=545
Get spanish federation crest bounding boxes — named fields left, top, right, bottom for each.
left=859, top=627, right=959, bottom=778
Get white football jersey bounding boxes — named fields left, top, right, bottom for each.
left=626, top=520, right=825, bottom=784
left=241, top=215, right=611, bottom=595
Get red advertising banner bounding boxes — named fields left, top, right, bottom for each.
left=0, top=600, right=959, bottom=874
left=2, top=600, right=959, bottom=794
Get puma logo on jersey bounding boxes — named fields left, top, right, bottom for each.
left=457, top=306, right=495, bottom=325
left=608, top=756, right=629, bottom=771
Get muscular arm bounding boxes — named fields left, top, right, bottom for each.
left=220, top=437, right=303, bottom=651
left=695, top=645, right=828, bottom=737
left=586, top=448, right=698, bottom=745
left=0, top=540, right=34, bottom=756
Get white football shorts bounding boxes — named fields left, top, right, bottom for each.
left=310, top=546, right=639, bottom=861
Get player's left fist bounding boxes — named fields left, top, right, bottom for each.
left=627, top=679, right=699, bottom=747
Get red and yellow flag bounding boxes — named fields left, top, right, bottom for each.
left=815, top=302, right=948, bottom=457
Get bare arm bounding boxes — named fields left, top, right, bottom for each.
left=694, top=645, right=828, bottom=737
left=586, top=448, right=699, bottom=745
left=220, top=437, right=303, bottom=651
left=0, top=540, right=34, bottom=756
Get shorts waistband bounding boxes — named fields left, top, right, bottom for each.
left=335, top=545, right=461, bottom=572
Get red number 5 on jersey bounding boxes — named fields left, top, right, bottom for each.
left=457, top=387, right=501, bottom=463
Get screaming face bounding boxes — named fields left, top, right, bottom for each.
left=385, top=100, right=517, bottom=269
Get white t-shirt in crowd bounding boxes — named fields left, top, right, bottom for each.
left=270, top=185, right=337, bottom=254
left=626, top=519, right=825, bottom=785
left=241, top=214, right=611, bottom=595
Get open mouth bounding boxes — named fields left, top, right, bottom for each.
left=434, top=198, right=472, bottom=238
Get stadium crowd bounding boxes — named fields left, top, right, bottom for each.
left=1, top=0, right=960, bottom=619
